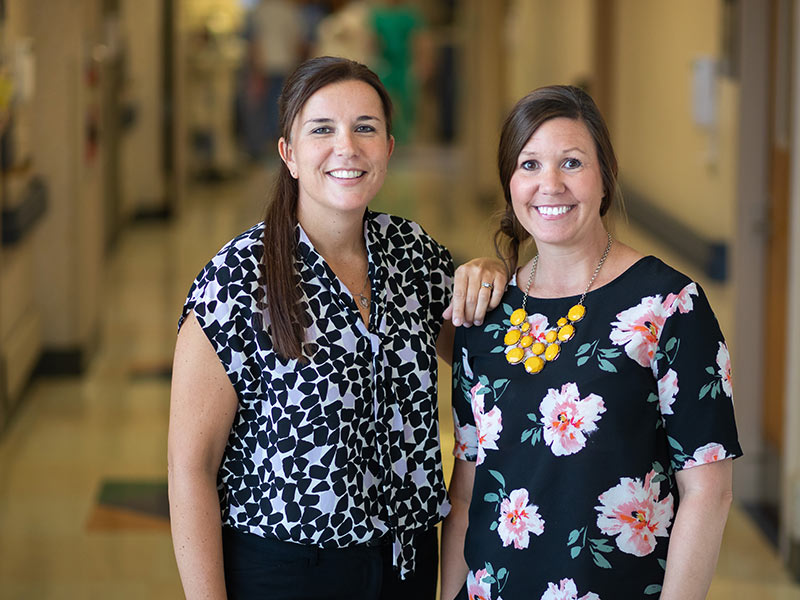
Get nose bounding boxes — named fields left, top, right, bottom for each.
left=334, top=130, right=357, bottom=157
left=540, top=166, right=565, bottom=195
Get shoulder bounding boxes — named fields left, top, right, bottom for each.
left=638, top=256, right=694, bottom=289
left=368, top=211, right=451, bottom=259
left=198, top=224, right=263, bottom=276
left=187, top=223, right=264, bottom=304
left=614, top=255, right=695, bottom=296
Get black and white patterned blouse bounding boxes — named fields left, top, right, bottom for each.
left=180, top=210, right=454, bottom=578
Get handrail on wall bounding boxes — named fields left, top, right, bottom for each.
left=621, top=184, right=728, bottom=282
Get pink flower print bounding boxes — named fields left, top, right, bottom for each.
left=596, top=470, right=674, bottom=557
left=540, top=578, right=600, bottom=600
left=471, top=383, right=502, bottom=466
left=716, top=342, right=733, bottom=398
left=539, top=383, right=605, bottom=456
left=527, top=313, right=551, bottom=342
left=683, top=442, right=728, bottom=469
left=657, top=369, right=679, bottom=416
left=452, top=408, right=478, bottom=460
left=497, top=488, right=545, bottom=549
left=609, top=296, right=668, bottom=368
left=663, top=282, right=698, bottom=316
left=467, top=569, right=494, bottom=600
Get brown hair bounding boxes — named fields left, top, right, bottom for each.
left=494, top=85, right=618, bottom=276
left=261, top=56, right=393, bottom=361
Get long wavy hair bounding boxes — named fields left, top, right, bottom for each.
left=494, top=85, right=619, bottom=276
left=260, top=56, right=393, bottom=362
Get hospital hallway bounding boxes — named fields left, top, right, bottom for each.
left=3, top=0, right=800, bottom=598
left=0, top=154, right=798, bottom=598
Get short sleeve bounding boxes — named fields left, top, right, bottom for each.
left=653, top=282, right=743, bottom=471
left=177, top=232, right=263, bottom=399
left=451, top=326, right=479, bottom=462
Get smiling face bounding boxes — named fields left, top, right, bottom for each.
left=510, top=117, right=605, bottom=249
left=279, top=79, right=394, bottom=224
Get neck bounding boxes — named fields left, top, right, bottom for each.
left=297, top=205, right=367, bottom=261
left=526, top=229, right=612, bottom=298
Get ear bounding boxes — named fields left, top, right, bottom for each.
left=278, top=137, right=298, bottom=178
left=386, top=135, right=395, bottom=160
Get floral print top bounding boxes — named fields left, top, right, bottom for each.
left=452, top=256, right=742, bottom=599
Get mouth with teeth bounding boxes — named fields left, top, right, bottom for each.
left=536, top=205, right=573, bottom=216
left=328, top=169, right=366, bottom=180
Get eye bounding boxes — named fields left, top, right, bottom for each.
left=563, top=157, right=582, bottom=169
left=355, top=124, right=377, bottom=133
left=520, top=159, right=539, bottom=171
left=311, top=126, right=333, bottom=134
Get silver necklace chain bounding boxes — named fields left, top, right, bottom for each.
left=354, top=272, right=370, bottom=309
left=521, top=232, right=614, bottom=314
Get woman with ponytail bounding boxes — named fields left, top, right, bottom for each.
left=168, top=56, right=505, bottom=600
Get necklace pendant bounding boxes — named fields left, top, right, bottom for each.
left=359, top=296, right=369, bottom=309
left=567, top=304, right=586, bottom=322
left=509, top=308, right=527, bottom=325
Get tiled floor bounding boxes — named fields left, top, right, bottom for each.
left=0, top=151, right=797, bottom=598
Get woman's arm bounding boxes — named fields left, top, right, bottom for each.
left=444, top=258, right=507, bottom=327
left=660, top=458, right=733, bottom=599
left=440, top=458, right=476, bottom=600
left=168, top=312, right=239, bottom=600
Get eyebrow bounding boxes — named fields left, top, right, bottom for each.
left=302, top=115, right=382, bottom=126
left=520, top=146, right=589, bottom=157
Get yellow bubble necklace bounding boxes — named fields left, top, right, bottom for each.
left=504, top=233, right=613, bottom=374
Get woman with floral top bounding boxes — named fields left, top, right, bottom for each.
left=168, top=56, right=506, bottom=600
left=440, top=85, right=741, bottom=600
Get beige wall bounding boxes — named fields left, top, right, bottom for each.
left=29, top=0, right=104, bottom=353
left=506, top=0, right=594, bottom=104
left=120, top=0, right=165, bottom=217
left=613, top=0, right=737, bottom=241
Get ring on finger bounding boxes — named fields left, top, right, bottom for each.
left=481, top=282, right=494, bottom=289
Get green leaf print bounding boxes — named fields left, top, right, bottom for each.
left=576, top=339, right=621, bottom=372
left=484, top=324, right=504, bottom=340
left=484, top=493, right=499, bottom=503
left=598, top=358, right=617, bottom=373
left=570, top=546, right=582, bottom=559
left=667, top=436, right=684, bottom=452
left=567, top=529, right=581, bottom=545
left=489, top=470, right=506, bottom=488
left=644, top=584, right=663, bottom=595
left=598, top=348, right=621, bottom=359
left=590, top=538, right=613, bottom=553
left=591, top=549, right=612, bottom=569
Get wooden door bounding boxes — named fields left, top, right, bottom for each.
left=763, top=0, right=793, bottom=453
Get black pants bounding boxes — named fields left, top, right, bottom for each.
left=222, top=526, right=438, bottom=600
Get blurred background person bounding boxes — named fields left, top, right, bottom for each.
left=239, top=0, right=304, bottom=159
